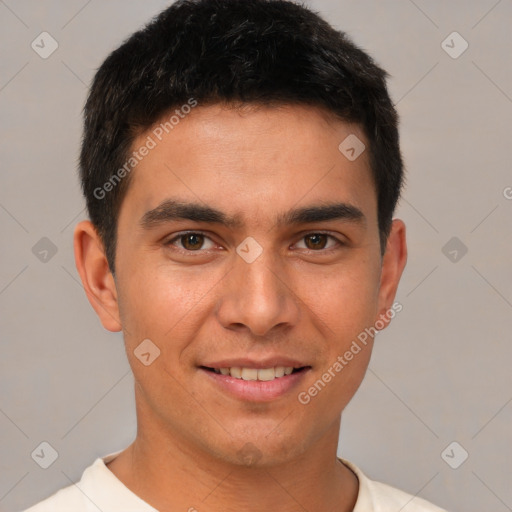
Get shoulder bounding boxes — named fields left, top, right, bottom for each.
left=21, top=454, right=113, bottom=512
left=22, top=483, right=89, bottom=512
left=21, top=450, right=157, bottom=512
left=365, top=479, right=448, bottom=511
left=340, top=459, right=449, bottom=512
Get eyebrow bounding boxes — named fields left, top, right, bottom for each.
left=139, top=199, right=365, bottom=230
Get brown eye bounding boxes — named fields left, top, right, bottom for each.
left=304, top=234, right=329, bottom=250
left=165, top=232, right=216, bottom=252
left=294, top=233, right=340, bottom=252
left=180, top=233, right=205, bottom=250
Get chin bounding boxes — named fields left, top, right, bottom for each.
left=203, top=428, right=309, bottom=468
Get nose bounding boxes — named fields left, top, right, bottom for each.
left=214, top=248, right=300, bottom=337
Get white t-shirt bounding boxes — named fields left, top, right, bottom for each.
left=23, top=451, right=448, bottom=512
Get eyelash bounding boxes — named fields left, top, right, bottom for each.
left=164, top=231, right=344, bottom=254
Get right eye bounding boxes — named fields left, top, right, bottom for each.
left=165, top=232, right=217, bottom=252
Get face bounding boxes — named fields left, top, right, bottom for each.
left=81, top=104, right=406, bottom=467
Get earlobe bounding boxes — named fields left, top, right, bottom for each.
left=73, top=220, right=122, bottom=332
left=375, top=219, right=407, bottom=330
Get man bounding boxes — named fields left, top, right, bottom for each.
left=24, top=0, right=448, bottom=510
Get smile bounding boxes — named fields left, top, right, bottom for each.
left=200, top=366, right=310, bottom=401
left=206, top=366, right=301, bottom=381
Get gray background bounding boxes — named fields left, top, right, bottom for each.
left=1, top=1, right=511, bottom=511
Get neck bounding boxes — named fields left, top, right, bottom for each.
left=107, top=403, right=358, bottom=511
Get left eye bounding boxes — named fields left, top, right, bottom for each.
left=294, top=233, right=339, bottom=251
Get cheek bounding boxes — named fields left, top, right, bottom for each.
left=296, top=256, right=381, bottom=339
left=308, top=346, right=373, bottom=418
left=115, top=261, right=215, bottom=351
left=297, top=267, right=378, bottom=413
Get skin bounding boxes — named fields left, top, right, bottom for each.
left=74, top=103, right=407, bottom=511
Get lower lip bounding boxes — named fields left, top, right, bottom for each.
left=200, top=368, right=310, bottom=402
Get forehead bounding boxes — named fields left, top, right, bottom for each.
left=119, top=103, right=376, bottom=229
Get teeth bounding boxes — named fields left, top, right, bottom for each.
left=230, top=367, right=242, bottom=378
left=257, top=368, right=275, bottom=381
left=215, top=366, right=300, bottom=380
left=241, top=368, right=258, bottom=381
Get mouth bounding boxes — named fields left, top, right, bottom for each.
left=199, top=365, right=311, bottom=402
left=200, top=365, right=308, bottom=381
left=200, top=366, right=311, bottom=382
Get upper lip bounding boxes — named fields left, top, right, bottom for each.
left=200, top=357, right=309, bottom=369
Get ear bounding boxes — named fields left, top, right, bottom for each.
left=73, top=220, right=122, bottom=332
left=375, top=219, right=407, bottom=329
